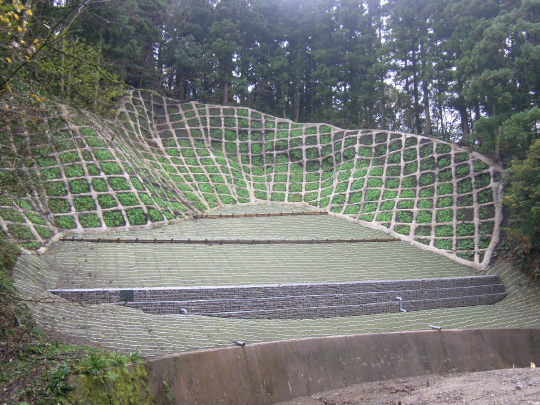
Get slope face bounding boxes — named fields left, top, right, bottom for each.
left=0, top=90, right=504, bottom=268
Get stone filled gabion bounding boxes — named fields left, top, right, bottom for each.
left=0, top=90, right=504, bottom=269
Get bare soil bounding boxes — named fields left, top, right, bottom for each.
left=276, top=367, right=540, bottom=405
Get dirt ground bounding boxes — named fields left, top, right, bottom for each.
left=276, top=367, right=540, bottom=405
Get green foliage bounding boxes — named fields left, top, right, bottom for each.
left=126, top=208, right=147, bottom=226
left=74, top=196, right=96, bottom=212
left=54, top=215, right=76, bottom=229
left=436, top=209, right=453, bottom=223
left=394, top=225, right=410, bottom=235
left=417, top=211, right=432, bottom=224
left=503, top=139, right=540, bottom=262
left=103, top=211, right=126, bottom=227
left=69, top=179, right=90, bottom=194
left=118, top=193, right=139, bottom=206
left=64, top=165, right=84, bottom=178
left=97, top=194, right=117, bottom=209
left=109, top=177, right=131, bottom=191
left=79, top=214, right=101, bottom=228
left=147, top=209, right=164, bottom=222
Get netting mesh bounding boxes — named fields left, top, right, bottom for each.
left=8, top=206, right=538, bottom=357
left=0, top=90, right=503, bottom=268
left=13, top=254, right=540, bottom=358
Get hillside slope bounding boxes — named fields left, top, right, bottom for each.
left=0, top=90, right=504, bottom=268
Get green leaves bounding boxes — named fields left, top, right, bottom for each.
left=503, top=139, right=540, bottom=248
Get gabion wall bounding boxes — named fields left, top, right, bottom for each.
left=0, top=90, right=504, bottom=268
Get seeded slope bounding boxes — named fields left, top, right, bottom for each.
left=0, top=90, right=504, bottom=268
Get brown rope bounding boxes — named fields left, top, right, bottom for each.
left=60, top=237, right=401, bottom=245
left=193, top=211, right=328, bottom=219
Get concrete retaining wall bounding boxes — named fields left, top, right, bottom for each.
left=107, top=328, right=540, bottom=404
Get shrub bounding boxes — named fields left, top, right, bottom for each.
left=94, top=150, right=115, bottom=160
left=0, top=209, right=25, bottom=222
left=397, top=200, right=414, bottom=209
left=126, top=208, right=147, bottom=225
left=78, top=214, right=102, bottom=228
left=437, top=197, right=453, bottom=208
left=385, top=178, right=399, bottom=189
left=396, top=211, right=413, bottom=223
left=69, top=179, right=90, bottom=194
left=380, top=200, right=395, bottom=210
left=382, top=190, right=397, bottom=200
left=437, top=183, right=453, bottom=195
left=49, top=199, right=71, bottom=213
left=400, top=189, right=415, bottom=198
left=98, top=195, right=117, bottom=209
left=417, top=211, right=432, bottom=224
left=436, top=225, right=453, bottom=237
left=404, top=149, right=417, bottom=161
left=118, top=193, right=139, bottom=206
left=456, top=223, right=475, bottom=236
left=376, top=212, right=392, bottom=221
left=367, top=178, right=383, bottom=188
left=92, top=178, right=108, bottom=192
left=54, top=215, right=76, bottom=229
left=351, top=179, right=365, bottom=191
left=8, top=224, right=33, bottom=240
left=349, top=192, right=362, bottom=204
left=434, top=239, right=452, bottom=250
left=420, top=187, right=434, bottom=198
left=417, top=199, right=433, bottom=209
left=103, top=211, right=126, bottom=227
left=109, top=177, right=131, bottom=191
left=362, top=202, right=377, bottom=213
left=365, top=189, right=381, bottom=201
left=40, top=168, right=61, bottom=180
left=59, top=151, right=79, bottom=164
left=74, top=196, right=96, bottom=212
left=394, top=225, right=410, bottom=235
left=457, top=239, right=475, bottom=250
left=419, top=172, right=435, bottom=186
left=457, top=178, right=473, bottom=194
left=436, top=209, right=453, bottom=223
left=473, top=160, right=489, bottom=172
left=345, top=205, right=360, bottom=215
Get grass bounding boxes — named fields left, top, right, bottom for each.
left=0, top=237, right=147, bottom=404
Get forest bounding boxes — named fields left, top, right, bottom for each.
left=0, top=0, right=539, bottom=268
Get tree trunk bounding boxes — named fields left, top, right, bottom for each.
left=457, top=101, right=469, bottom=146
left=17, top=0, right=33, bottom=45
left=223, top=71, right=229, bottom=106
left=421, top=57, right=432, bottom=135
left=493, top=102, right=501, bottom=162
left=411, top=48, right=421, bottom=134
left=379, top=82, right=386, bottom=130
left=93, top=28, right=103, bottom=115
left=294, top=86, right=300, bottom=123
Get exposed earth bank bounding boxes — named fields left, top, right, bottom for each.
left=276, top=367, right=540, bottom=405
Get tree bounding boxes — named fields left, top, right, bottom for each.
left=503, top=138, right=540, bottom=275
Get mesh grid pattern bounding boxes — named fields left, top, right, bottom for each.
left=0, top=90, right=503, bottom=268
left=13, top=256, right=540, bottom=358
